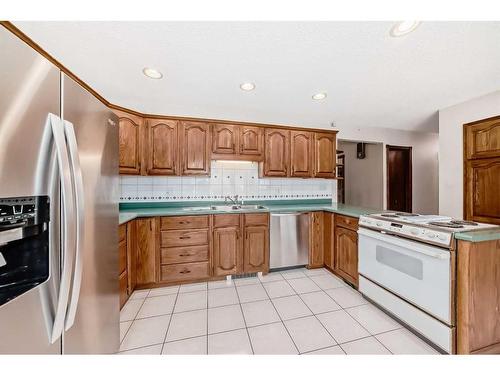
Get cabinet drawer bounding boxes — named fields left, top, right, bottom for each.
left=119, top=239, right=127, bottom=275
left=244, top=213, right=268, bottom=226
left=119, top=224, right=127, bottom=242
left=160, top=215, right=209, bottom=230
left=160, top=245, right=209, bottom=265
left=160, top=262, right=210, bottom=282
left=161, top=229, right=209, bottom=247
left=213, top=214, right=240, bottom=228
left=335, top=214, right=359, bottom=231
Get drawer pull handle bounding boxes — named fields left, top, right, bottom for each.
left=179, top=236, right=191, bottom=239
left=180, top=270, right=191, bottom=274
left=179, top=221, right=190, bottom=225
left=179, top=253, right=192, bottom=257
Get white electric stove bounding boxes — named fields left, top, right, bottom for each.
left=357, top=211, right=497, bottom=353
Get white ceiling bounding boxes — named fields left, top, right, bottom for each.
left=14, top=21, right=500, bottom=133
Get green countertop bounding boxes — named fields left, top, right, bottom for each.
left=119, top=200, right=500, bottom=242
left=454, top=228, right=500, bottom=243
left=119, top=199, right=379, bottom=225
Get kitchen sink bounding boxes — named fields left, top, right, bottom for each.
left=210, top=205, right=266, bottom=211
left=181, top=206, right=212, bottom=211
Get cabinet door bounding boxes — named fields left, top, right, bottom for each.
left=309, top=212, right=324, bottom=268
left=465, top=158, right=500, bottom=224
left=119, top=271, right=128, bottom=309
left=323, top=212, right=335, bottom=270
left=263, top=128, right=290, bottom=177
left=135, top=218, right=157, bottom=285
left=240, top=126, right=264, bottom=159
left=213, top=226, right=241, bottom=276
left=465, top=117, right=500, bottom=160
left=290, top=131, right=313, bottom=177
left=117, top=111, right=143, bottom=175
left=146, top=119, right=178, bottom=175
left=212, top=124, right=238, bottom=157
left=127, top=220, right=137, bottom=293
left=180, top=121, right=211, bottom=175
left=313, top=132, right=336, bottom=178
left=334, top=226, right=358, bottom=286
left=243, top=226, right=269, bottom=273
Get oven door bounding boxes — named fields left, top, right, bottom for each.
left=358, top=228, right=451, bottom=324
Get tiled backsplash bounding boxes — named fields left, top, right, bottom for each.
left=120, top=161, right=337, bottom=202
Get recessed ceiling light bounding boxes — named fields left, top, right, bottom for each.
left=142, top=67, right=163, bottom=79
left=312, top=92, right=327, bottom=100
left=240, top=82, right=255, bottom=91
left=390, top=21, right=421, bottom=37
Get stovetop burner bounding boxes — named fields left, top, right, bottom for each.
left=428, top=221, right=464, bottom=229
left=450, top=220, right=479, bottom=226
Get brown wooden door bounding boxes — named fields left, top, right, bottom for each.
left=464, top=117, right=500, bottom=159
left=465, top=158, right=500, bottom=224
left=290, top=131, right=313, bottom=177
left=309, top=212, right=324, bottom=268
left=313, top=132, right=336, bottom=178
left=263, top=128, right=290, bottom=177
left=135, top=218, right=156, bottom=285
left=213, top=226, right=242, bottom=276
left=146, top=119, right=178, bottom=175
left=179, top=121, right=211, bottom=175
left=334, top=226, right=358, bottom=286
left=212, top=124, right=238, bottom=157
left=243, top=226, right=269, bottom=273
left=117, top=111, right=143, bottom=175
left=387, top=145, right=412, bottom=212
left=119, top=272, right=128, bottom=309
left=240, top=126, right=264, bottom=159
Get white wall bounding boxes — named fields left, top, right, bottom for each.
left=438, top=90, right=500, bottom=218
left=338, top=126, right=439, bottom=214
left=338, top=141, right=384, bottom=210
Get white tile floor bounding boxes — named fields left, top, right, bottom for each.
left=119, top=267, right=439, bottom=355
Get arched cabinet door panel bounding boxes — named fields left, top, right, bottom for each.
left=146, top=119, right=178, bottom=175
left=313, top=132, right=336, bottom=178
left=262, top=128, right=290, bottom=177
left=212, top=124, right=238, bottom=156
left=117, top=112, right=143, bottom=174
left=290, top=130, right=313, bottom=177
left=179, top=121, right=211, bottom=175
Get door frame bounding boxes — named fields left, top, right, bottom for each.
left=386, top=145, right=412, bottom=212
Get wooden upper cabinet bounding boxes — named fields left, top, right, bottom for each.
left=313, top=132, right=337, bottom=178
left=117, top=111, right=143, bottom=175
left=465, top=158, right=500, bottom=224
left=213, top=226, right=242, bottom=276
left=179, top=121, right=211, bottom=175
left=465, top=117, right=500, bottom=160
left=240, top=126, right=264, bottom=159
left=146, top=119, right=178, bottom=175
left=290, top=131, right=313, bottom=177
left=212, top=124, right=238, bottom=157
left=262, top=128, right=290, bottom=177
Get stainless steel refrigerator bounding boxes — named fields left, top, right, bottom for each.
left=0, top=26, right=119, bottom=354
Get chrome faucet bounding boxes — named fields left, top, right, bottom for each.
left=225, top=195, right=242, bottom=206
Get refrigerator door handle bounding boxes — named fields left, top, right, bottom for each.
left=63, top=120, right=85, bottom=330
left=47, top=113, right=77, bottom=344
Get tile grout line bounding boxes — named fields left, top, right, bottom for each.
left=259, top=275, right=301, bottom=354
left=159, top=286, right=181, bottom=354
left=119, top=292, right=151, bottom=350
left=233, top=278, right=255, bottom=355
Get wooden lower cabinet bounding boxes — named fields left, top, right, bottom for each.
left=323, top=212, right=335, bottom=270
left=119, top=221, right=137, bottom=309
left=213, top=226, right=242, bottom=276
left=334, top=215, right=359, bottom=287
left=135, top=218, right=157, bottom=286
left=309, top=211, right=324, bottom=268
left=243, top=214, right=269, bottom=273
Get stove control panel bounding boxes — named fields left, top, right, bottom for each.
left=358, top=216, right=452, bottom=247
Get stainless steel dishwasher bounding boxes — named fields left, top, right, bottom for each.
left=270, top=212, right=310, bottom=270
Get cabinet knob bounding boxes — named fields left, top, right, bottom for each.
left=180, top=269, right=191, bottom=274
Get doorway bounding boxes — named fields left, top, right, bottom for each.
left=386, top=145, right=412, bottom=212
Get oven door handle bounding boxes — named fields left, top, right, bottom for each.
left=357, top=228, right=450, bottom=260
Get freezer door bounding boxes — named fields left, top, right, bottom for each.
left=61, top=74, right=120, bottom=354
left=0, top=26, right=62, bottom=354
